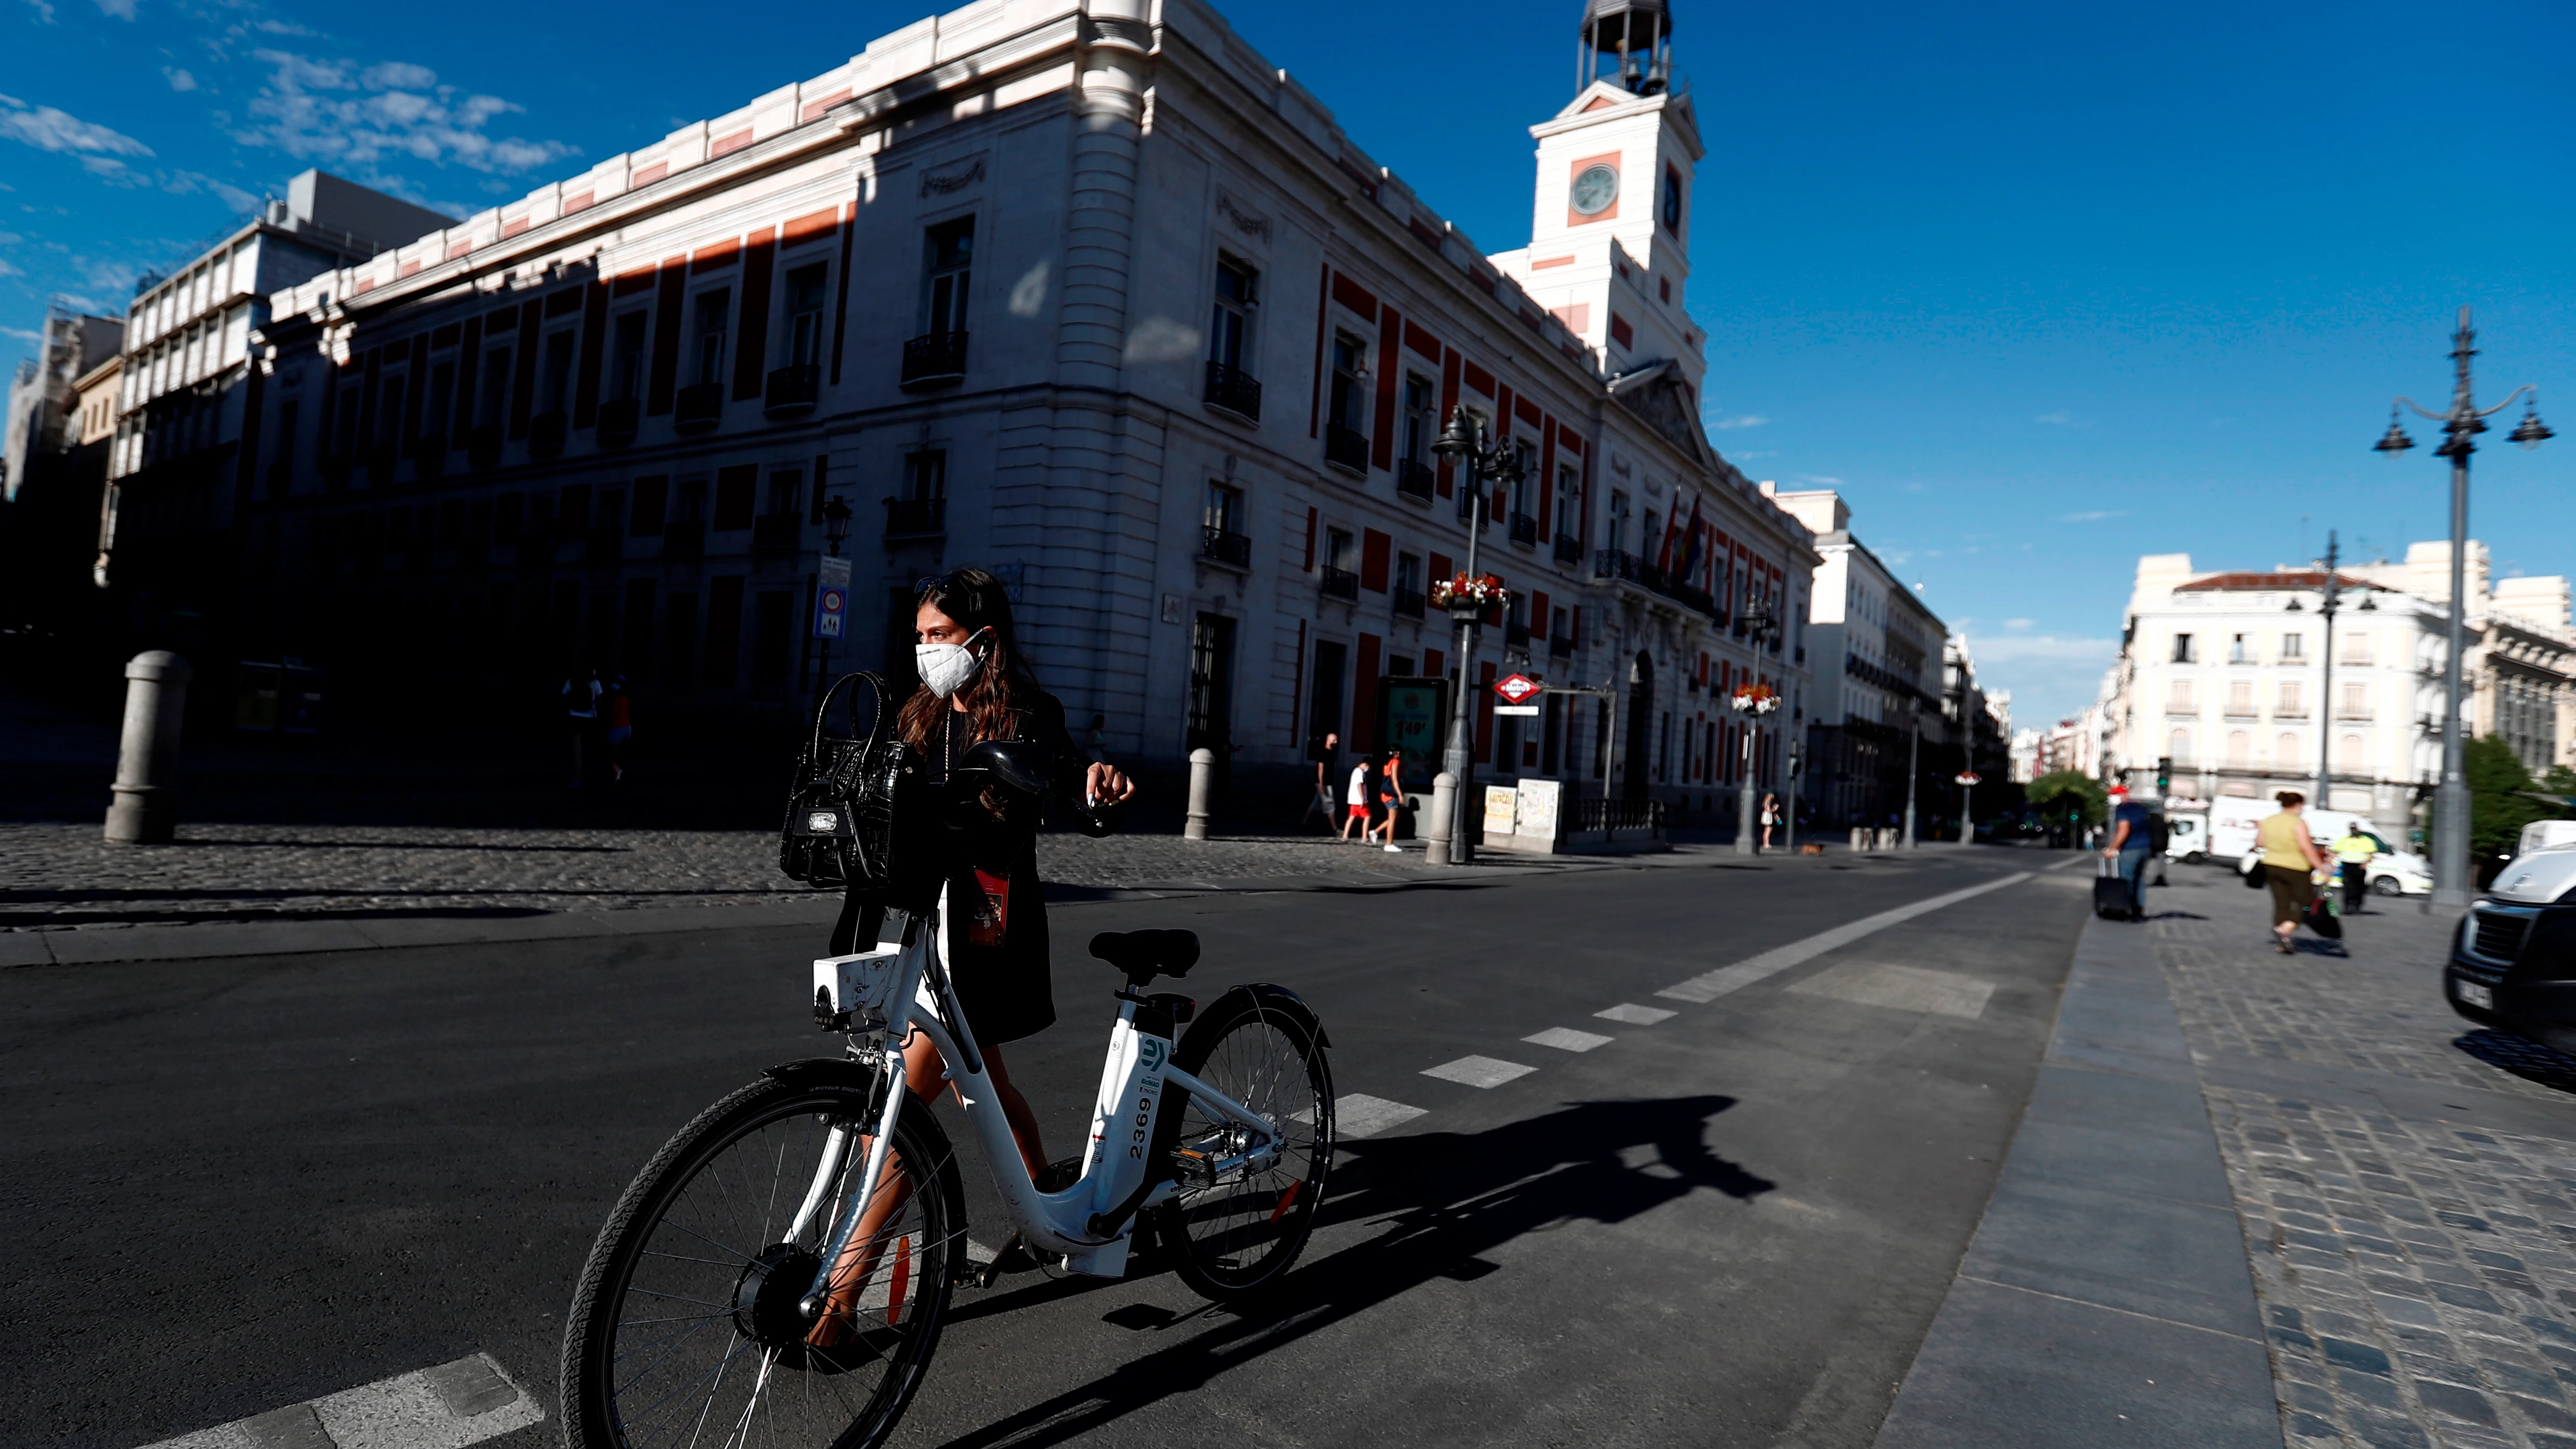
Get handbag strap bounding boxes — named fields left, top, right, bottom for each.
left=807, top=670, right=892, bottom=757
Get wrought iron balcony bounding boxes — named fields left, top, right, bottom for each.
left=900, top=331, right=968, bottom=388
left=466, top=424, right=502, bottom=468
left=1394, top=588, right=1425, bottom=619
left=1509, top=512, right=1539, bottom=545
left=529, top=411, right=568, bottom=459
left=662, top=518, right=706, bottom=559
left=1201, top=526, right=1252, bottom=569
left=765, top=363, right=820, bottom=414
left=674, top=382, right=723, bottom=431
left=1396, top=459, right=1436, bottom=503
left=595, top=397, right=638, bottom=446
left=886, top=497, right=945, bottom=538
left=1324, top=422, right=1369, bottom=474
left=753, top=512, right=802, bottom=550
left=1319, top=565, right=1360, bottom=601
left=1594, top=548, right=1642, bottom=583
left=1203, top=360, right=1261, bottom=421
left=1554, top=532, right=1582, bottom=565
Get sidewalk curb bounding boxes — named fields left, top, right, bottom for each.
left=1872, top=910, right=2278, bottom=1448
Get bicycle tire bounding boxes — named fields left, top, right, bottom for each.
left=559, top=1073, right=964, bottom=1449
left=1152, top=988, right=1334, bottom=1301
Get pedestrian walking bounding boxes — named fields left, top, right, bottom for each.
left=2331, top=822, right=2379, bottom=914
left=561, top=666, right=602, bottom=787
left=602, top=676, right=635, bottom=784
left=1372, top=748, right=1406, bottom=852
left=1760, top=791, right=1780, bottom=851
left=1302, top=731, right=1341, bottom=833
left=1341, top=753, right=1376, bottom=842
left=2256, top=790, right=2330, bottom=954
left=2101, top=789, right=2154, bottom=921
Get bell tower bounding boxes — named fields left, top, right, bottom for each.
left=1493, top=0, right=1706, bottom=391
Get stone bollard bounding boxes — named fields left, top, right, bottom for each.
left=1424, top=771, right=1457, bottom=867
left=1184, top=747, right=1215, bottom=841
left=104, top=650, right=192, bottom=844
left=1850, top=826, right=1868, bottom=853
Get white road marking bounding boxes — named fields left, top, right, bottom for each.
left=1595, top=1003, right=1676, bottom=1025
left=139, top=1352, right=542, bottom=1449
left=1322, top=1093, right=1431, bottom=1138
left=1655, top=871, right=2033, bottom=1003
left=1423, top=1055, right=1538, bottom=1089
left=1523, top=1027, right=1615, bottom=1052
left=1787, top=960, right=1997, bottom=1019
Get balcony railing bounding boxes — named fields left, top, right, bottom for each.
left=1396, top=459, right=1436, bottom=503
left=2336, top=707, right=2376, bottom=722
left=466, top=424, right=502, bottom=468
left=529, top=411, right=568, bottom=459
left=1324, top=422, right=1369, bottom=474
left=1319, top=565, right=1360, bottom=601
left=886, top=497, right=945, bottom=537
left=765, top=364, right=820, bottom=414
left=1394, top=588, right=1425, bottom=619
left=1508, top=512, right=1539, bottom=545
left=663, top=518, right=706, bottom=559
left=1549, top=630, right=1573, bottom=657
left=1201, top=526, right=1252, bottom=569
left=1553, top=532, right=1582, bottom=565
left=753, top=513, right=802, bottom=550
left=2274, top=707, right=2310, bottom=720
left=674, top=383, right=724, bottom=431
left=901, top=331, right=968, bottom=388
left=1203, top=360, right=1261, bottom=421
left=1594, top=548, right=1641, bottom=583
left=596, top=397, right=638, bottom=446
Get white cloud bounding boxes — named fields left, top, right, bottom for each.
left=0, top=258, right=22, bottom=278
left=2004, top=618, right=2034, bottom=630
left=250, top=17, right=316, bottom=34
left=21, top=0, right=57, bottom=22
left=163, top=67, right=197, bottom=92
left=2, top=325, right=45, bottom=340
left=2056, top=509, right=2127, bottom=523
left=1796, top=474, right=1844, bottom=488
left=0, top=95, right=155, bottom=158
left=1964, top=633, right=2119, bottom=668
left=90, top=0, right=131, bottom=16
left=233, top=50, right=576, bottom=181
left=1710, top=414, right=1768, bottom=431
left=2035, top=410, right=2081, bottom=426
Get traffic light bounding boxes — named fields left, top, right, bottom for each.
left=2156, top=755, right=2172, bottom=795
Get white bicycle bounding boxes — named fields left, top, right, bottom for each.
left=558, top=739, right=1336, bottom=1449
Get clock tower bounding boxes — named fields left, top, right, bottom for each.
left=1492, top=0, right=1706, bottom=397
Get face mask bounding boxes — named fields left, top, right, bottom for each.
left=916, top=628, right=988, bottom=699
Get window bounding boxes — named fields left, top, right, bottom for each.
left=1511, top=441, right=1537, bottom=519
left=478, top=345, right=512, bottom=427
left=2166, top=678, right=2195, bottom=711
left=2228, top=679, right=2254, bottom=715
left=2338, top=733, right=2365, bottom=769
left=767, top=469, right=801, bottom=518
left=1608, top=491, right=1629, bottom=553
left=692, top=290, right=731, bottom=387
left=2170, top=633, right=2195, bottom=664
left=2276, top=732, right=2300, bottom=765
left=2341, top=681, right=2369, bottom=719
left=2225, top=730, right=2250, bottom=766
left=611, top=310, right=648, bottom=401
left=2277, top=680, right=2304, bottom=716
left=1210, top=257, right=1256, bottom=369
left=2280, top=632, right=2304, bottom=660
left=1401, top=374, right=1433, bottom=465
left=2342, top=632, right=2373, bottom=666
left=2229, top=633, right=2250, bottom=664
left=1660, top=164, right=1683, bottom=232
left=1327, top=332, right=1365, bottom=431
left=922, top=218, right=973, bottom=336
left=425, top=363, right=453, bottom=440
left=1324, top=527, right=1354, bottom=571
left=1396, top=551, right=1422, bottom=600
left=1555, top=463, right=1578, bottom=535
left=902, top=450, right=946, bottom=502
left=1203, top=480, right=1242, bottom=536
left=783, top=263, right=827, bottom=367
left=540, top=330, right=576, bottom=415
left=2168, top=728, right=2192, bottom=766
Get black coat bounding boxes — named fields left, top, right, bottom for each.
left=830, top=686, right=1110, bottom=1046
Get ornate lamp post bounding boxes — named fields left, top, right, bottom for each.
left=1731, top=598, right=1780, bottom=854
left=2295, top=529, right=2345, bottom=810
left=1428, top=407, right=1525, bottom=866
left=2372, top=307, right=2552, bottom=907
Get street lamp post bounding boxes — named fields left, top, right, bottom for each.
left=1731, top=598, right=1779, bottom=855
left=1429, top=407, right=1526, bottom=867
left=2301, top=530, right=2344, bottom=809
left=2372, top=306, right=2552, bottom=907
left=1902, top=706, right=1920, bottom=848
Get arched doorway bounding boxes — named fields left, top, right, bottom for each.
left=1624, top=651, right=1654, bottom=801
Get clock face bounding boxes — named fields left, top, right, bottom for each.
left=1570, top=164, right=1619, bottom=217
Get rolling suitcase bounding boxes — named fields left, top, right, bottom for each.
left=2094, top=856, right=2138, bottom=920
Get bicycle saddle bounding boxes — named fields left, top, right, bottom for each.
left=1088, top=929, right=1200, bottom=985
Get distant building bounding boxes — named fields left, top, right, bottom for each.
left=2009, top=726, right=2042, bottom=783
left=1, top=302, right=125, bottom=628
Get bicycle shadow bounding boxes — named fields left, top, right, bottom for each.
left=933, top=1094, right=1768, bottom=1448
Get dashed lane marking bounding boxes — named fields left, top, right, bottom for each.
left=1324, top=1093, right=1431, bottom=1138
left=1523, top=1027, right=1615, bottom=1053
left=1423, top=1055, right=1539, bottom=1089
left=1654, top=871, right=2034, bottom=1004
left=1595, top=1003, right=1676, bottom=1025
left=138, top=1351, right=541, bottom=1449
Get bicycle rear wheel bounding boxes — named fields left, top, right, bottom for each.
left=560, top=1073, right=963, bottom=1449
left=1153, top=989, right=1334, bottom=1300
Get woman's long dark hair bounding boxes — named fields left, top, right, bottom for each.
left=898, top=568, right=1037, bottom=760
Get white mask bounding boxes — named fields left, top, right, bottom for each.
left=916, top=628, right=988, bottom=699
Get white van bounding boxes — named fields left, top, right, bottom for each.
left=2516, top=820, right=2576, bottom=858
left=2164, top=810, right=2209, bottom=863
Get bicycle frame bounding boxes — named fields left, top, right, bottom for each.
left=800, top=894, right=1282, bottom=1290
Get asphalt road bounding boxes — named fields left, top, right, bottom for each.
left=2, top=846, right=2092, bottom=1448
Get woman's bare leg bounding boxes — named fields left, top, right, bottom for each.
left=804, top=1031, right=947, bottom=1347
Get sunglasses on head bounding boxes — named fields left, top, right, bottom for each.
left=914, top=570, right=976, bottom=595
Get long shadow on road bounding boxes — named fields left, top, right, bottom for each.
left=933, top=1094, right=1769, bottom=1449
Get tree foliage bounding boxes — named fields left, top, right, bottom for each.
left=2025, top=770, right=2108, bottom=827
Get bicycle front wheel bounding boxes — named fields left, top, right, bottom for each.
left=1153, top=988, right=1334, bottom=1301
left=560, top=1073, right=964, bottom=1449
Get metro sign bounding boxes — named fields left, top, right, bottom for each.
left=1494, top=673, right=1542, bottom=705
left=1955, top=772, right=1982, bottom=786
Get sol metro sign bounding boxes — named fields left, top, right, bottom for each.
left=1493, top=673, right=1541, bottom=705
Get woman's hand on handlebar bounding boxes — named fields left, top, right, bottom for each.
left=1084, top=760, right=1136, bottom=810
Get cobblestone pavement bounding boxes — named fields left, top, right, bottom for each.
left=0, top=822, right=1451, bottom=929
left=2150, top=869, right=2576, bottom=1448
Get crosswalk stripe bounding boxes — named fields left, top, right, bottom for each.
left=1655, top=871, right=2033, bottom=1004
left=136, top=1352, right=541, bottom=1449
left=1524, top=1027, right=1614, bottom=1052
left=1326, top=1093, right=1430, bottom=1138
left=1594, top=1003, right=1676, bottom=1025
left=1422, top=1055, right=1538, bottom=1089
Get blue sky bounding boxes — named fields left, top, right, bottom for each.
left=6, top=0, right=2571, bottom=727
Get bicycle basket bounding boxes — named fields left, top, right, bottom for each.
left=779, top=672, right=923, bottom=896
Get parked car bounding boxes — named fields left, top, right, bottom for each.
left=2446, top=844, right=2576, bottom=1054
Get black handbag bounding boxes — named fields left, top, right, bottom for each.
left=779, top=673, right=932, bottom=908
left=2303, top=892, right=2343, bottom=940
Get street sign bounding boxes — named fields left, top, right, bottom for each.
left=811, top=555, right=850, bottom=640
left=1494, top=672, right=1541, bottom=705
left=1494, top=704, right=1539, bottom=717
left=1955, top=772, right=1981, bottom=785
